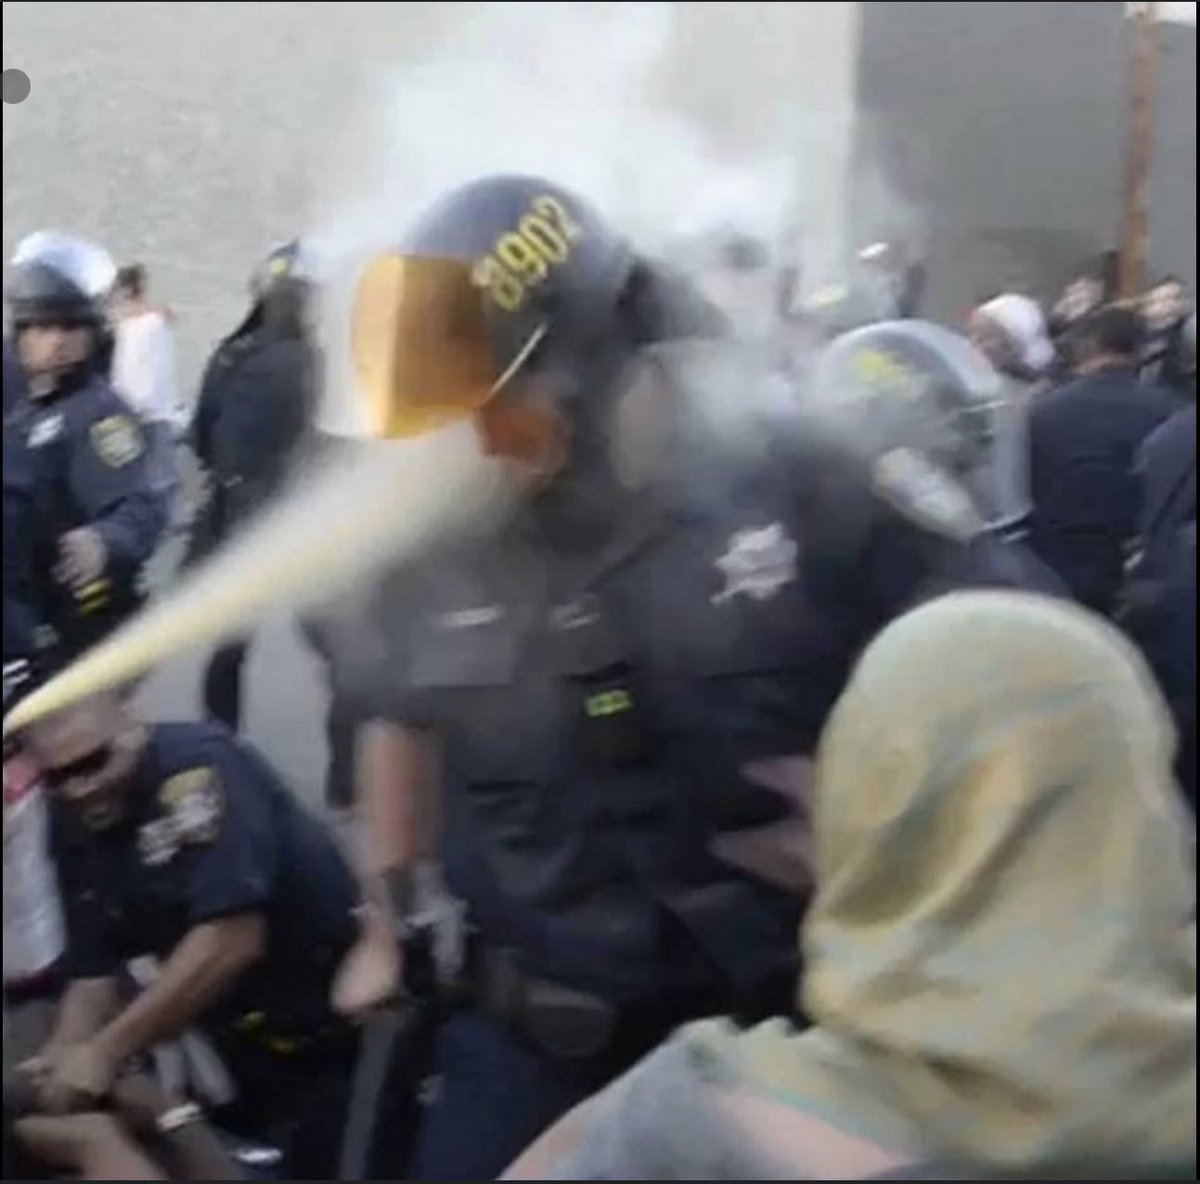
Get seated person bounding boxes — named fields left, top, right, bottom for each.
left=506, top=591, right=1197, bottom=1181
left=10, top=693, right=362, bottom=1179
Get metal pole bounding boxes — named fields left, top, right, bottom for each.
left=1117, top=1, right=1162, bottom=300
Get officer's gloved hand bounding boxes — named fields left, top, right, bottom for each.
left=56, top=529, right=108, bottom=592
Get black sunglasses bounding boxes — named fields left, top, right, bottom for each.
left=41, top=745, right=114, bottom=791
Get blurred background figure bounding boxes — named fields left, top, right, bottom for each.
left=691, top=229, right=776, bottom=341
left=188, top=240, right=319, bottom=734
left=1027, top=304, right=1180, bottom=617
left=969, top=293, right=1056, bottom=395
left=850, top=239, right=926, bottom=323
left=1140, top=274, right=1193, bottom=397
left=109, top=263, right=186, bottom=524
left=1048, top=263, right=1111, bottom=377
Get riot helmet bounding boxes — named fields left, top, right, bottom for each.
left=6, top=231, right=116, bottom=329
left=251, top=239, right=310, bottom=302
left=684, top=228, right=776, bottom=342
left=221, top=239, right=313, bottom=345
left=349, top=175, right=637, bottom=455
left=807, top=320, right=1031, bottom=536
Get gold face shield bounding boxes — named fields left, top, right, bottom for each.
left=350, top=253, right=549, bottom=451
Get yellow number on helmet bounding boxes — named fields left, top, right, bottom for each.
left=496, top=232, right=550, bottom=285
left=531, top=194, right=586, bottom=244
left=519, top=214, right=570, bottom=264
left=473, top=255, right=526, bottom=312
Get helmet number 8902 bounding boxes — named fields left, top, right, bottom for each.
left=475, top=195, right=585, bottom=313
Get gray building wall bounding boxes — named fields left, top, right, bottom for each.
left=2, top=0, right=859, bottom=407
left=854, top=1, right=1196, bottom=322
left=4, top=1, right=1194, bottom=385
left=1151, top=21, right=1197, bottom=287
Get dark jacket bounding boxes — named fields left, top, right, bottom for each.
left=1028, top=365, right=1179, bottom=616
left=1123, top=404, right=1196, bottom=809
left=3, top=337, right=26, bottom=416
left=188, top=321, right=317, bottom=559
left=5, top=372, right=167, bottom=660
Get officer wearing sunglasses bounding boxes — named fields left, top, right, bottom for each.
left=13, top=692, right=361, bottom=1179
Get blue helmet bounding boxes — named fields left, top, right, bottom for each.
left=6, top=231, right=116, bottom=328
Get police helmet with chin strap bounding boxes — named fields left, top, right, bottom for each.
left=6, top=231, right=117, bottom=329
left=807, top=320, right=1031, bottom=540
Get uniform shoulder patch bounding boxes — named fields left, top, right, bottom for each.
left=89, top=414, right=144, bottom=468
left=158, top=767, right=224, bottom=846
left=872, top=448, right=983, bottom=542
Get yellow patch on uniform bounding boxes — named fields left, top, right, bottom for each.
left=268, top=257, right=291, bottom=278
left=89, top=415, right=144, bottom=468
left=158, top=767, right=224, bottom=846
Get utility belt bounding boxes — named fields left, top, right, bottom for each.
left=452, top=935, right=716, bottom=1065
left=454, top=939, right=619, bottom=1062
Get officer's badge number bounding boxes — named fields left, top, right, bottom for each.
left=90, top=414, right=144, bottom=468
left=472, top=194, right=586, bottom=314
left=138, top=768, right=224, bottom=867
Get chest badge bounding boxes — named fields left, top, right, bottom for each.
left=90, top=414, right=144, bottom=469
left=28, top=414, right=64, bottom=448
left=712, top=523, right=799, bottom=605
left=137, top=768, right=224, bottom=867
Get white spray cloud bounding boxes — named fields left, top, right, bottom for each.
left=304, top=0, right=812, bottom=433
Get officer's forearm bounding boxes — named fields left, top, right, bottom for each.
left=45, top=978, right=121, bottom=1054
left=93, top=916, right=266, bottom=1064
left=356, top=722, right=436, bottom=881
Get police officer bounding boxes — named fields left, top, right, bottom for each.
left=1027, top=304, right=1180, bottom=616
left=16, top=692, right=361, bottom=1178
left=326, top=176, right=1057, bottom=1179
left=4, top=232, right=167, bottom=667
left=189, top=241, right=319, bottom=732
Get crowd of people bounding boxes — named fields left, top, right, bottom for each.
left=2, top=173, right=1195, bottom=1183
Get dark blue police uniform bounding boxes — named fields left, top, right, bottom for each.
left=3, top=426, right=43, bottom=677
left=1123, top=404, right=1196, bottom=810
left=5, top=372, right=166, bottom=662
left=3, top=337, right=26, bottom=417
left=50, top=722, right=360, bottom=1175
left=363, top=426, right=1056, bottom=1179
left=1028, top=366, right=1178, bottom=616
